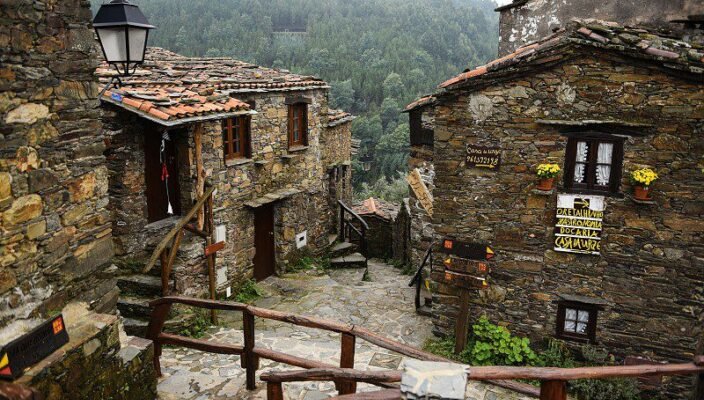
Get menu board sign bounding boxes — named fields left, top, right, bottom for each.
left=466, top=144, right=501, bottom=170
left=406, top=168, right=433, bottom=217
left=554, top=194, right=605, bottom=256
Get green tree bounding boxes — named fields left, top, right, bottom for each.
left=383, top=72, right=405, bottom=100
left=330, top=79, right=355, bottom=111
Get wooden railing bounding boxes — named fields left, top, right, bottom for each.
left=338, top=200, right=369, bottom=265
left=261, top=357, right=704, bottom=400
left=145, top=296, right=539, bottom=397
left=142, top=186, right=217, bottom=321
left=0, top=382, right=43, bottom=400
left=408, top=243, right=433, bottom=310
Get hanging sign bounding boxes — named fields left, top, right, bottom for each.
left=0, top=315, right=69, bottom=380
left=466, top=144, right=501, bottom=170
left=554, top=194, right=605, bottom=256
left=406, top=168, right=433, bottom=217
left=205, top=241, right=225, bottom=257
left=440, top=238, right=494, bottom=261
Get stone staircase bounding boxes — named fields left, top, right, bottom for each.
left=328, top=234, right=368, bottom=269
left=116, top=236, right=202, bottom=337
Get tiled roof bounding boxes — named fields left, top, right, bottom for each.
left=403, top=95, right=436, bottom=113
left=98, top=47, right=329, bottom=126
left=433, top=18, right=704, bottom=92
left=326, top=109, right=355, bottom=127
left=353, top=197, right=399, bottom=221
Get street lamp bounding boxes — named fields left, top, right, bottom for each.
left=93, top=0, right=155, bottom=79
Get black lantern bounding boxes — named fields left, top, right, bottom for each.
left=93, top=0, right=155, bottom=77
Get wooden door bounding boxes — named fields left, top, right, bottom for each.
left=144, top=131, right=181, bottom=223
left=253, top=205, right=275, bottom=281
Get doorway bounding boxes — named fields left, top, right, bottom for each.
left=144, top=130, right=182, bottom=223
left=254, top=205, right=276, bottom=281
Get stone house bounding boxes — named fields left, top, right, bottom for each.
left=97, top=48, right=353, bottom=332
left=406, top=18, right=704, bottom=399
left=0, top=0, right=117, bottom=332
left=352, top=197, right=400, bottom=260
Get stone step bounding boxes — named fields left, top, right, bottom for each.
left=330, top=241, right=357, bottom=258
left=330, top=252, right=367, bottom=269
left=117, top=295, right=156, bottom=320
left=328, top=233, right=339, bottom=246
left=122, top=317, right=149, bottom=337
left=117, top=274, right=164, bottom=297
left=417, top=305, right=433, bottom=317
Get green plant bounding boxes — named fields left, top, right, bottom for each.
left=536, top=163, right=561, bottom=179
left=289, top=255, right=330, bottom=273
left=234, top=279, right=264, bottom=303
left=179, top=308, right=211, bottom=339
left=465, top=316, right=540, bottom=366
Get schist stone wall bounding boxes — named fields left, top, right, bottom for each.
left=106, top=89, right=352, bottom=296
left=430, top=55, right=703, bottom=398
left=497, top=0, right=704, bottom=56
left=408, top=108, right=436, bottom=269
left=0, top=0, right=116, bottom=329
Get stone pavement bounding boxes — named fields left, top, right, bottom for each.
left=156, top=260, right=531, bottom=400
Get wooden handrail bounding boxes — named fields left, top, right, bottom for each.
left=0, top=382, right=43, bottom=400
left=145, top=296, right=538, bottom=397
left=408, top=242, right=433, bottom=310
left=142, top=185, right=216, bottom=274
left=338, top=200, right=369, bottom=231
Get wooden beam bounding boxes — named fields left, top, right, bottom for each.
left=244, top=312, right=258, bottom=390
left=339, top=333, right=357, bottom=394
left=184, top=224, right=208, bottom=238
left=539, top=380, right=567, bottom=400
left=267, top=382, right=283, bottom=400
left=327, top=389, right=401, bottom=400
left=194, top=123, right=205, bottom=230
left=454, top=290, right=471, bottom=354
left=260, top=368, right=402, bottom=384
left=145, top=303, right=173, bottom=376
left=162, top=230, right=183, bottom=296
left=142, top=186, right=216, bottom=274
left=158, top=333, right=244, bottom=355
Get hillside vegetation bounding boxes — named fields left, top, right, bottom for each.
left=92, top=0, right=499, bottom=200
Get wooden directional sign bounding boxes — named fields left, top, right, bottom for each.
left=443, top=256, right=490, bottom=276
left=204, top=241, right=225, bottom=257
left=440, top=239, right=495, bottom=261
left=443, top=270, right=487, bottom=290
left=0, top=315, right=69, bottom=380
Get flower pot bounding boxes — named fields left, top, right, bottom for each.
left=537, top=177, right=555, bottom=191
left=633, top=186, right=652, bottom=201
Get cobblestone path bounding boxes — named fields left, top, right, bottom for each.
left=156, top=260, right=529, bottom=400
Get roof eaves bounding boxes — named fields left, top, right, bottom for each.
left=100, top=95, right=256, bottom=127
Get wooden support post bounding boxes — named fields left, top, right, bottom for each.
left=338, top=333, right=357, bottom=395
left=243, top=311, right=259, bottom=390
left=267, top=382, right=284, bottom=400
left=539, top=380, right=567, bottom=400
left=162, top=230, right=183, bottom=297
left=194, top=123, right=205, bottom=230
left=205, top=194, right=217, bottom=324
left=454, top=289, right=471, bottom=354
left=694, top=355, right=704, bottom=400
left=339, top=206, right=345, bottom=241
left=145, top=303, right=173, bottom=377
left=160, top=250, right=170, bottom=297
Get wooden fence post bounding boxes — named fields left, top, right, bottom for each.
left=454, top=290, right=471, bottom=354
left=540, top=380, right=567, bottom=400
left=694, top=355, right=703, bottom=400
left=160, top=250, right=170, bottom=297
left=338, top=333, right=357, bottom=395
left=145, top=302, right=173, bottom=377
left=243, top=311, right=259, bottom=390
left=267, top=382, right=284, bottom=400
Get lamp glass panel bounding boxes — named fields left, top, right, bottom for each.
left=97, top=27, right=127, bottom=62
left=128, top=27, right=148, bottom=62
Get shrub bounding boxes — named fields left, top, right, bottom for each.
left=289, top=255, right=330, bottom=272
left=464, top=316, right=540, bottom=366
left=234, top=279, right=263, bottom=303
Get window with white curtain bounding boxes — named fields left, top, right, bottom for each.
left=564, top=135, right=623, bottom=194
left=556, top=301, right=599, bottom=343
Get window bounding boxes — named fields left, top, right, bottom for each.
left=556, top=301, right=599, bottom=343
left=564, top=134, right=624, bottom=195
left=222, top=116, right=251, bottom=160
left=288, top=103, right=308, bottom=147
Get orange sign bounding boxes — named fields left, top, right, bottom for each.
left=204, top=241, right=225, bottom=257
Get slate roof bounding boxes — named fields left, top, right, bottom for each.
left=98, top=47, right=329, bottom=126
left=406, top=19, right=704, bottom=109
left=353, top=197, right=399, bottom=221
left=403, top=95, right=436, bottom=113
left=326, top=109, right=355, bottom=127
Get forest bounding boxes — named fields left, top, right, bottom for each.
left=92, top=0, right=500, bottom=201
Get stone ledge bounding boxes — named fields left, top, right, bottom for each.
left=225, top=157, right=253, bottom=167
left=627, top=195, right=657, bottom=206
left=287, top=145, right=309, bottom=153
left=531, top=188, right=555, bottom=196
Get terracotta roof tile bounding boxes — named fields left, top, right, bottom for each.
left=98, top=47, right=331, bottom=125
left=420, top=18, right=704, bottom=96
